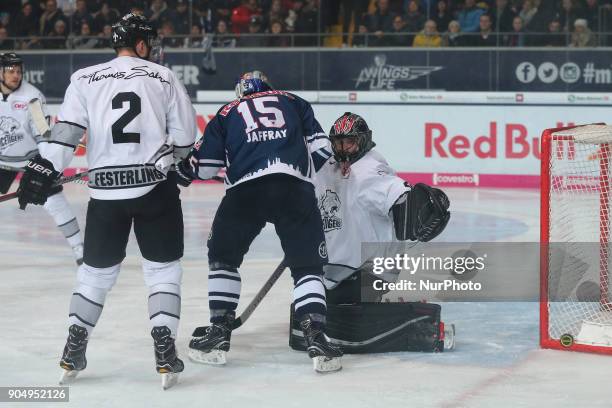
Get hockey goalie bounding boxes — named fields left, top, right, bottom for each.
left=289, top=112, right=454, bottom=353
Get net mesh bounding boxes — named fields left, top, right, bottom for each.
left=547, top=125, right=612, bottom=343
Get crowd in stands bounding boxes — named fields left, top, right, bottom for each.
left=0, top=0, right=610, bottom=49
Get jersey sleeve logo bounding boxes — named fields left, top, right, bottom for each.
left=319, top=189, right=342, bottom=232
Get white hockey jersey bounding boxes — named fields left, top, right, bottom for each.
left=0, top=82, right=48, bottom=168
left=314, top=150, right=409, bottom=288
left=40, top=55, right=197, bottom=200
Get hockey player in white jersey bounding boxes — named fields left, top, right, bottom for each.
left=0, top=52, right=84, bottom=264
left=17, top=14, right=197, bottom=389
left=289, top=112, right=452, bottom=353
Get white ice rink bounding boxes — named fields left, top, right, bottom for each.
left=1, top=184, right=612, bottom=407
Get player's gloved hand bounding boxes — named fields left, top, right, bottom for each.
left=17, top=154, right=60, bottom=210
left=175, top=155, right=196, bottom=187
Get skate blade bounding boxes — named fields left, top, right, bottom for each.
left=444, top=323, right=456, bottom=351
left=59, top=369, right=80, bottom=385
left=161, top=372, right=180, bottom=390
left=312, top=356, right=342, bottom=373
left=188, top=348, right=226, bottom=365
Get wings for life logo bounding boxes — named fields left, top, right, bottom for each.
left=319, top=189, right=342, bottom=232
left=0, top=116, right=23, bottom=149
left=355, top=54, right=442, bottom=90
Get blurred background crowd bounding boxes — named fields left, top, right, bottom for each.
left=0, top=0, right=610, bottom=49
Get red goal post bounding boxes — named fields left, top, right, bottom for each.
left=541, top=124, right=612, bottom=354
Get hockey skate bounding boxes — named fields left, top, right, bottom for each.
left=188, top=312, right=234, bottom=365
left=151, top=326, right=184, bottom=390
left=300, top=314, right=343, bottom=373
left=59, top=324, right=88, bottom=385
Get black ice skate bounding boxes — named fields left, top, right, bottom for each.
left=188, top=312, right=234, bottom=365
left=59, top=324, right=88, bottom=384
left=300, top=314, right=343, bottom=373
left=151, top=326, right=184, bottom=390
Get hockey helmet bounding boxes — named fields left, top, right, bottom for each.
left=235, top=70, right=273, bottom=98
left=329, top=112, right=375, bottom=163
left=111, top=13, right=162, bottom=62
left=0, top=52, right=24, bottom=91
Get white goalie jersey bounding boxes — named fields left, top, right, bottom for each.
left=40, top=55, right=197, bottom=200
left=0, top=82, right=48, bottom=168
left=314, top=150, right=409, bottom=288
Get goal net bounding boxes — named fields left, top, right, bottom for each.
left=541, top=124, right=612, bottom=354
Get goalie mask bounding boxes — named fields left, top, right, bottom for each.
left=111, top=13, right=162, bottom=63
left=235, top=70, right=273, bottom=98
left=329, top=112, right=375, bottom=164
left=0, top=52, right=24, bottom=92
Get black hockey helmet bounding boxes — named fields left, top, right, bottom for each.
left=329, top=112, right=375, bottom=163
left=111, top=13, right=161, bottom=62
left=0, top=52, right=24, bottom=91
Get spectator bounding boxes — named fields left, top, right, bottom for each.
left=267, top=19, right=289, bottom=46
left=365, top=0, right=396, bottom=42
left=518, top=0, right=537, bottom=29
left=404, top=0, right=426, bottom=34
left=70, top=21, right=99, bottom=48
left=45, top=19, right=68, bottom=49
left=130, top=3, right=146, bottom=16
left=267, top=0, right=288, bottom=27
left=584, top=0, right=601, bottom=32
left=339, top=0, right=369, bottom=45
left=505, top=15, right=525, bottom=46
left=570, top=18, right=596, bottom=47
left=443, top=20, right=468, bottom=46
left=458, top=0, right=485, bottom=32
left=385, top=14, right=411, bottom=46
left=540, top=19, right=566, bottom=46
left=352, top=23, right=370, bottom=46
left=163, top=0, right=190, bottom=35
left=71, top=0, right=94, bottom=35
left=285, top=0, right=304, bottom=34
left=39, top=0, right=66, bottom=36
left=238, top=14, right=267, bottom=47
left=93, top=3, right=120, bottom=33
left=160, top=21, right=183, bottom=47
left=232, top=0, right=261, bottom=34
left=145, top=0, right=169, bottom=28
left=559, top=0, right=585, bottom=33
left=471, top=13, right=498, bottom=45
left=294, top=0, right=320, bottom=46
left=0, top=27, right=12, bottom=50
left=95, top=23, right=112, bottom=48
left=185, top=23, right=205, bottom=47
left=491, top=0, right=516, bottom=33
left=14, top=2, right=39, bottom=37
left=432, top=1, right=452, bottom=35
left=212, top=19, right=237, bottom=47
left=413, top=19, right=442, bottom=47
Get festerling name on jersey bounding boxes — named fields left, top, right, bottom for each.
left=247, top=129, right=287, bottom=143
left=89, top=165, right=166, bottom=189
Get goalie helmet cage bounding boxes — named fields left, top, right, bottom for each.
left=541, top=123, right=612, bottom=354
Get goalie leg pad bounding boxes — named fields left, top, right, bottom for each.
left=289, top=302, right=444, bottom=353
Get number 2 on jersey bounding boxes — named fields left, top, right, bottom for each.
left=237, top=96, right=286, bottom=134
left=111, top=92, right=141, bottom=144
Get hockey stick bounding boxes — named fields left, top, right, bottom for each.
left=28, top=98, right=51, bottom=137
left=192, top=260, right=286, bottom=335
left=0, top=170, right=89, bottom=204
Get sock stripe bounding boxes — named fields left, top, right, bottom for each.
left=69, top=313, right=96, bottom=328
left=72, top=292, right=104, bottom=308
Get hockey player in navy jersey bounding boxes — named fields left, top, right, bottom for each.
left=176, top=71, right=343, bottom=372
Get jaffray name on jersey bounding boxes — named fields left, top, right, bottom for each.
left=247, top=129, right=287, bottom=143
left=92, top=167, right=165, bottom=188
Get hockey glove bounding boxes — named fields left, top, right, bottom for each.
left=175, top=154, right=197, bottom=187
left=410, top=183, right=450, bottom=242
left=17, top=154, right=60, bottom=210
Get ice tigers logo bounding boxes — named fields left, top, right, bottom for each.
left=0, top=116, right=22, bottom=149
left=319, top=189, right=342, bottom=232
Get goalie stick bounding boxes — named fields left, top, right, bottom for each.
left=0, top=170, right=89, bottom=204
left=192, top=260, right=286, bottom=336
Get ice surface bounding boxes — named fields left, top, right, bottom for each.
left=1, top=185, right=611, bottom=407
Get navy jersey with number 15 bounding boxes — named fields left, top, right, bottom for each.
left=191, top=90, right=331, bottom=188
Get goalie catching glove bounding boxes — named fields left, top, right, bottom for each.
left=392, top=183, right=450, bottom=242
left=17, top=154, right=61, bottom=209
